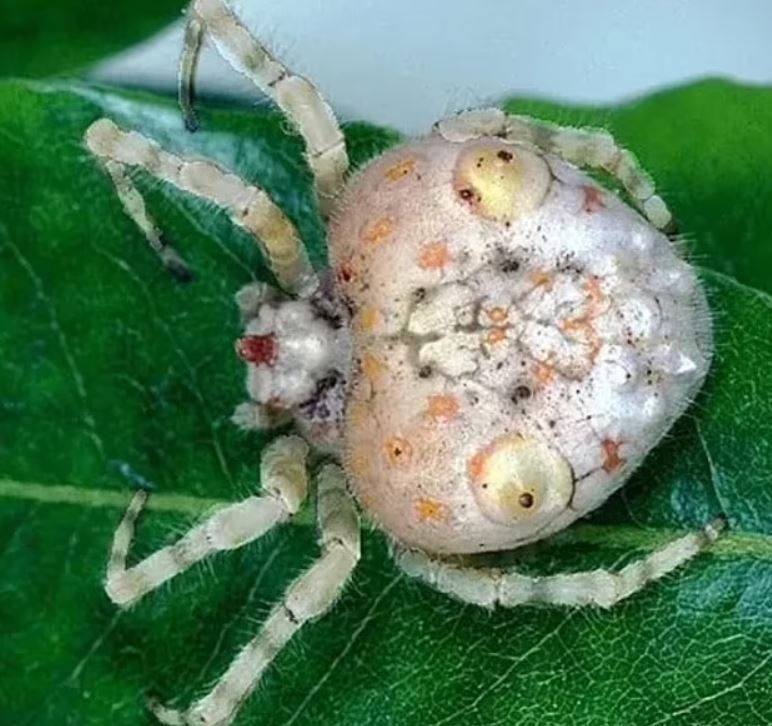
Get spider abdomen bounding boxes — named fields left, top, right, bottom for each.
left=330, top=134, right=712, bottom=555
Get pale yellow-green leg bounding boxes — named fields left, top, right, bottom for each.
left=434, top=107, right=675, bottom=232
left=151, top=464, right=361, bottom=726
left=180, top=0, right=349, bottom=218
left=105, top=436, right=309, bottom=607
left=85, top=118, right=318, bottom=296
left=395, top=518, right=724, bottom=608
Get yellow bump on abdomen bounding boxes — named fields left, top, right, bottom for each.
left=468, top=434, right=573, bottom=526
left=453, top=142, right=551, bottom=223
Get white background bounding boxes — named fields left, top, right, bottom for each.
left=94, top=0, right=772, bottom=133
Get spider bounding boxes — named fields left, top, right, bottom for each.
left=85, top=1, right=722, bottom=724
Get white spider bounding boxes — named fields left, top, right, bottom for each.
left=85, top=1, right=722, bottom=724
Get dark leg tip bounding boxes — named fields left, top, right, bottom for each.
left=664, top=218, right=680, bottom=239
left=705, top=514, right=729, bottom=541
left=169, top=262, right=195, bottom=284
left=183, top=113, right=200, bottom=134
left=159, top=239, right=195, bottom=283
left=712, top=513, right=729, bottom=529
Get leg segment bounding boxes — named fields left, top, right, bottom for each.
left=101, top=159, right=193, bottom=282
left=234, top=281, right=278, bottom=321
left=395, top=518, right=724, bottom=609
left=181, top=0, right=349, bottom=217
left=230, top=401, right=291, bottom=432
left=434, top=107, right=674, bottom=232
left=151, top=464, right=361, bottom=726
left=85, top=118, right=318, bottom=296
left=106, top=435, right=309, bottom=607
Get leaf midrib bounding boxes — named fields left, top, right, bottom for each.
left=2, top=477, right=770, bottom=559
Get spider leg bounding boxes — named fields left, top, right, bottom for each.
left=105, top=435, right=309, bottom=608
left=434, top=107, right=675, bottom=233
left=150, top=463, right=361, bottom=726
left=394, top=518, right=724, bottom=609
left=230, top=401, right=291, bottom=432
left=84, top=118, right=318, bottom=296
left=180, top=0, right=349, bottom=218
left=234, top=281, right=280, bottom=321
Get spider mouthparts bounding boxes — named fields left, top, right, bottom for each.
left=235, top=334, right=278, bottom=366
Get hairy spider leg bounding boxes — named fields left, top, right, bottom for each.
left=395, top=518, right=724, bottom=608
left=180, top=0, right=350, bottom=218
left=105, top=435, right=309, bottom=607
left=151, top=464, right=361, bottom=726
left=84, top=118, right=318, bottom=296
left=434, top=107, right=675, bottom=233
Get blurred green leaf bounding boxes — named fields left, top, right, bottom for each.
left=1, top=79, right=771, bottom=726
left=0, top=0, right=183, bottom=78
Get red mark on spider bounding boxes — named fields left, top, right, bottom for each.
left=582, top=185, right=606, bottom=214
left=601, top=438, right=625, bottom=473
left=337, top=259, right=355, bottom=283
left=236, top=334, right=278, bottom=366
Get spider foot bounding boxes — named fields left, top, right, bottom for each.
left=147, top=695, right=233, bottom=726
left=705, top=514, right=728, bottom=541
left=158, top=235, right=194, bottom=283
left=147, top=695, right=194, bottom=726
left=182, top=112, right=200, bottom=134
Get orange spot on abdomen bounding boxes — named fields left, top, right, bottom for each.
left=561, top=275, right=607, bottom=363
left=418, top=241, right=453, bottom=270
left=385, top=436, right=413, bottom=467
left=362, top=216, right=395, bottom=245
left=486, top=328, right=508, bottom=345
left=486, top=306, right=509, bottom=325
left=336, top=258, right=355, bottom=284
left=585, top=276, right=605, bottom=307
left=468, top=451, right=487, bottom=481
left=425, top=394, right=459, bottom=422
left=416, top=498, right=447, bottom=522
left=384, top=158, right=416, bottom=182
left=361, top=351, right=387, bottom=381
left=530, top=271, right=553, bottom=290
left=533, top=360, right=556, bottom=386
left=601, top=438, right=625, bottom=473
left=357, top=306, right=382, bottom=333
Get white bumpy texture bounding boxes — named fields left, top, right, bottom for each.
left=331, top=134, right=712, bottom=555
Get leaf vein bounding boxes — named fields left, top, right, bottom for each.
left=3, top=229, right=106, bottom=461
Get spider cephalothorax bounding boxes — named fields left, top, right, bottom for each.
left=87, top=1, right=722, bottom=724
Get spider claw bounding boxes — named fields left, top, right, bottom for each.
left=158, top=239, right=194, bottom=283
left=183, top=113, right=200, bottom=134
left=705, top=514, right=728, bottom=541
left=663, top=217, right=680, bottom=238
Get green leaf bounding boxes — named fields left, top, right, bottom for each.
left=0, top=0, right=184, bottom=78
left=1, top=79, right=771, bottom=726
